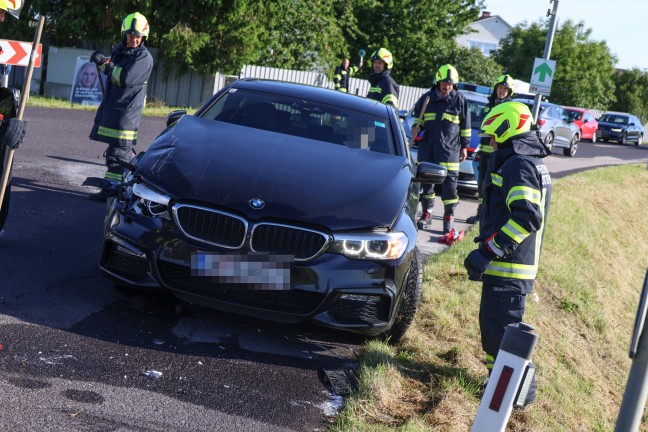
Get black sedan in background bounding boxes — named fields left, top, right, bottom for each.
left=99, top=79, right=446, bottom=342
left=596, top=112, right=644, bottom=145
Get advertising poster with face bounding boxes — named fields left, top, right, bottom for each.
left=70, top=56, right=106, bottom=106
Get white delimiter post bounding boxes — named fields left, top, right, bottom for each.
left=471, top=323, right=538, bottom=432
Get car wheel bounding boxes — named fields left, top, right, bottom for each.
left=383, top=247, right=423, bottom=344
left=564, top=135, right=578, bottom=157
left=543, top=132, right=554, bottom=151
left=590, top=132, right=597, bottom=143
left=636, top=134, right=643, bottom=146
left=620, top=132, right=627, bottom=145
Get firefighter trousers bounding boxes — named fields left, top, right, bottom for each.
left=419, top=168, right=459, bottom=216
left=479, top=284, right=536, bottom=404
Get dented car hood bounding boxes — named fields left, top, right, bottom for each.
left=136, top=115, right=411, bottom=230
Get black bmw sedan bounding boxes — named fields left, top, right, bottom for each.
left=99, top=79, right=446, bottom=342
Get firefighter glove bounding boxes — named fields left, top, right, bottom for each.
left=464, top=247, right=495, bottom=281
left=90, top=51, right=106, bottom=65
left=1, top=118, right=27, bottom=150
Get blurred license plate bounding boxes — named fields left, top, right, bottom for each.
left=191, top=252, right=292, bottom=290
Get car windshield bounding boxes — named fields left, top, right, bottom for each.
left=599, top=114, right=629, bottom=125
left=468, top=99, right=488, bottom=130
left=200, top=88, right=396, bottom=155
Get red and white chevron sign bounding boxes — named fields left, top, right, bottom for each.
left=0, top=39, right=42, bottom=67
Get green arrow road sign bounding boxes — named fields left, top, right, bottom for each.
left=534, top=62, right=553, bottom=82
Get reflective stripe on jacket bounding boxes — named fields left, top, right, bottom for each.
left=90, top=42, right=153, bottom=147
left=413, top=89, right=471, bottom=166
left=366, top=69, right=399, bottom=108
left=333, top=65, right=358, bottom=92
left=479, top=133, right=552, bottom=293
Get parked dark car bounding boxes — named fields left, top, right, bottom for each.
left=515, top=99, right=580, bottom=156
left=596, top=112, right=644, bottom=145
left=98, top=79, right=446, bottom=342
left=564, top=107, right=598, bottom=143
left=401, top=89, right=489, bottom=195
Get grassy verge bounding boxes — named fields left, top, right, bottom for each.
left=333, top=163, right=648, bottom=431
left=25, top=95, right=197, bottom=117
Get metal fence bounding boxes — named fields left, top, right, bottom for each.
left=239, top=65, right=428, bottom=111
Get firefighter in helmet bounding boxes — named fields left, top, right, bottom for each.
left=0, top=0, right=22, bottom=21
left=464, top=101, right=552, bottom=407
left=89, top=12, right=153, bottom=202
left=333, top=57, right=363, bottom=93
left=467, top=74, right=515, bottom=224
left=411, top=64, right=471, bottom=234
left=366, top=48, right=399, bottom=108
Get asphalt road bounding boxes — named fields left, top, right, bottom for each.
left=0, top=106, right=646, bottom=431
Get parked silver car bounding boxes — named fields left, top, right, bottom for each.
left=515, top=99, right=580, bottom=157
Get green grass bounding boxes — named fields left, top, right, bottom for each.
left=26, top=94, right=197, bottom=117
left=333, top=164, right=648, bottom=431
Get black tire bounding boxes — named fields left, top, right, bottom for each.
left=563, top=135, right=578, bottom=157
left=543, top=132, right=554, bottom=151
left=384, top=247, right=423, bottom=344
left=636, top=134, right=643, bottom=146
left=620, top=132, right=627, bottom=145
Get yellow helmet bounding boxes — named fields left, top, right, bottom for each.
left=434, top=64, right=459, bottom=88
left=0, top=0, right=23, bottom=19
left=370, top=48, right=393, bottom=70
left=494, top=74, right=515, bottom=96
left=479, top=101, right=533, bottom=143
left=121, top=12, right=150, bottom=38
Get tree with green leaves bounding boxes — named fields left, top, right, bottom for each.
left=493, top=19, right=617, bottom=110
left=611, top=68, right=648, bottom=123
left=351, top=0, right=484, bottom=87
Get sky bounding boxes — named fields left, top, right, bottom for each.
left=484, top=0, right=647, bottom=70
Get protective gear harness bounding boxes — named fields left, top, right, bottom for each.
left=477, top=130, right=552, bottom=294
left=89, top=42, right=153, bottom=182
left=367, top=69, right=399, bottom=108
left=412, top=88, right=471, bottom=224
left=333, top=64, right=358, bottom=93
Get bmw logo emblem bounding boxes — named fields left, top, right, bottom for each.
left=249, top=198, right=265, bottom=209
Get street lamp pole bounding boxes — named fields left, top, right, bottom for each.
left=532, top=0, right=560, bottom=123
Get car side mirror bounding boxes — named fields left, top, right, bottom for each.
left=629, top=122, right=635, bottom=126
left=583, top=119, right=589, bottom=123
left=398, top=109, right=408, bottom=120
left=166, top=109, right=187, bottom=127
left=413, top=162, right=447, bottom=184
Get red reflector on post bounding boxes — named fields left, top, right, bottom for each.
left=489, top=366, right=514, bottom=412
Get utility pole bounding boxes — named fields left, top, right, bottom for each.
left=531, top=0, right=560, bottom=123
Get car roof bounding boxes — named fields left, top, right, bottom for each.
left=227, top=78, right=392, bottom=117
left=513, top=98, right=559, bottom=109
left=601, top=112, right=632, bottom=118
left=458, top=89, right=489, bottom=103
left=563, top=107, right=585, bottom=113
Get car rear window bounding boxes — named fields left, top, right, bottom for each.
left=564, top=109, right=582, bottom=121
left=199, top=88, right=396, bottom=155
left=599, top=114, right=629, bottom=125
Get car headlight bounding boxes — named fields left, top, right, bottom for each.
left=611, top=128, right=622, bottom=132
left=130, top=182, right=171, bottom=218
left=330, top=232, right=408, bottom=260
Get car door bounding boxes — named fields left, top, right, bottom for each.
left=630, top=116, right=642, bottom=141
left=551, top=106, right=572, bottom=144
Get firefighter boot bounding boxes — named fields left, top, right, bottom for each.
left=418, top=197, right=433, bottom=229
left=443, top=215, right=454, bottom=234
left=417, top=211, right=431, bottom=229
